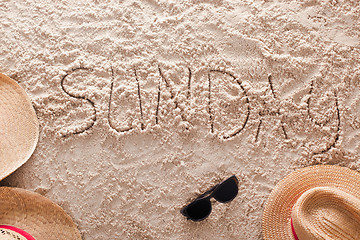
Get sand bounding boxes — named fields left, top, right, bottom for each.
left=1, top=0, right=360, bottom=239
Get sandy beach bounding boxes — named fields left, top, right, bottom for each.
left=1, top=0, right=360, bottom=239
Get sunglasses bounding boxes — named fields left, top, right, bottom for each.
left=180, top=175, right=239, bottom=221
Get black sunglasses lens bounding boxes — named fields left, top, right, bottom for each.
left=184, top=198, right=211, bottom=221
left=213, top=177, right=238, bottom=203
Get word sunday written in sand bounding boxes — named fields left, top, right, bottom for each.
left=58, top=65, right=340, bottom=146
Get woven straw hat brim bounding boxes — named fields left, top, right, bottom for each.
left=0, top=187, right=82, bottom=240
left=262, top=165, right=360, bottom=240
left=0, top=73, right=39, bottom=181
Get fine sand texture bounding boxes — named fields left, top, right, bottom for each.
left=1, top=1, right=360, bottom=239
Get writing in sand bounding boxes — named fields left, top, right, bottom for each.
left=55, top=63, right=340, bottom=149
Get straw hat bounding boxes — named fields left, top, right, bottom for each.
left=0, top=73, right=39, bottom=181
left=262, top=165, right=360, bottom=240
left=0, top=187, right=82, bottom=240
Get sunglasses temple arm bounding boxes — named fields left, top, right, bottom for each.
left=231, top=175, right=239, bottom=185
left=196, top=184, right=218, bottom=199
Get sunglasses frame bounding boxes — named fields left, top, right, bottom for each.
left=180, top=175, right=239, bottom=221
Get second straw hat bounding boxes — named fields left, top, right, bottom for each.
left=0, top=73, right=39, bottom=180
left=262, top=164, right=360, bottom=240
left=0, top=187, right=82, bottom=240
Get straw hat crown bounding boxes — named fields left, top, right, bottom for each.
left=262, top=165, right=360, bottom=240
left=292, top=186, right=360, bottom=239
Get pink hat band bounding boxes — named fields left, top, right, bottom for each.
left=0, top=225, right=36, bottom=240
left=290, top=219, right=299, bottom=240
